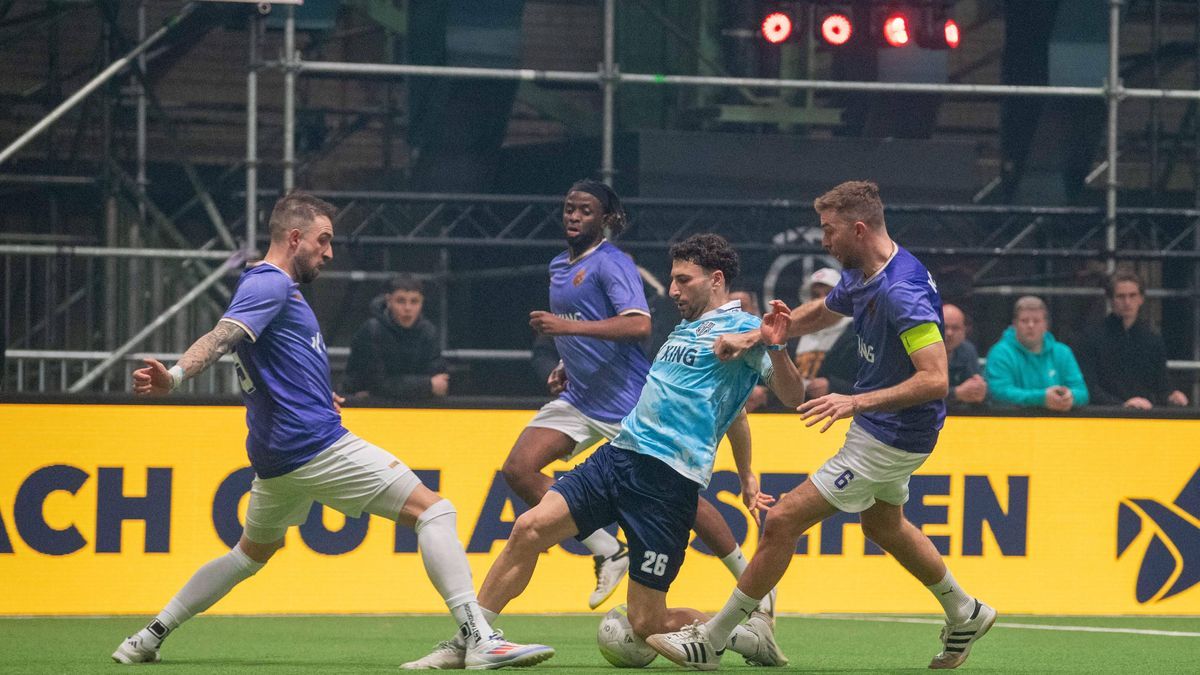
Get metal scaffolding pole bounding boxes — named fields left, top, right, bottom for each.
left=0, top=245, right=239, bottom=260
left=0, top=2, right=196, bottom=167
left=1105, top=0, right=1123, bottom=273
left=246, top=12, right=259, bottom=257
left=68, top=252, right=244, bottom=393
left=288, top=58, right=1200, bottom=101
left=600, top=0, right=615, bottom=186
left=283, top=4, right=296, bottom=192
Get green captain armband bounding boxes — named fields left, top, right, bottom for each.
left=900, top=322, right=943, bottom=355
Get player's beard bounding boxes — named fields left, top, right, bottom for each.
left=296, top=258, right=322, bottom=284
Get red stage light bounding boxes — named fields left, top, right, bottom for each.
left=761, top=12, right=793, bottom=44
left=820, top=13, right=853, bottom=46
left=944, top=19, right=961, bottom=48
left=883, top=14, right=910, bottom=47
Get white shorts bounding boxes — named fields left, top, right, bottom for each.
left=243, top=432, right=421, bottom=543
left=810, top=421, right=931, bottom=514
left=526, top=399, right=622, bottom=460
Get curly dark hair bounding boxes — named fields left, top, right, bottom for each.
left=669, top=233, right=739, bottom=283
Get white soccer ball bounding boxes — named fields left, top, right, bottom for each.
left=596, top=604, right=657, bottom=668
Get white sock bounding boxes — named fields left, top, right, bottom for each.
left=416, top=499, right=496, bottom=649
left=581, top=529, right=621, bottom=558
left=720, top=546, right=748, bottom=579
left=927, top=570, right=975, bottom=623
left=453, top=607, right=500, bottom=649
left=142, top=546, right=264, bottom=645
left=704, top=588, right=760, bottom=651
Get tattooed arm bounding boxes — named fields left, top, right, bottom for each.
left=133, top=319, right=248, bottom=395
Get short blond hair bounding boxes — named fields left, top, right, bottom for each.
left=813, top=180, right=885, bottom=230
left=1013, top=295, right=1048, bottom=321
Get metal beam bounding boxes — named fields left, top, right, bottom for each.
left=67, top=252, right=244, bottom=392
left=0, top=3, right=197, bottom=167
left=0, top=244, right=238, bottom=260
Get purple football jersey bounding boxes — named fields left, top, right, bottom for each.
left=824, top=246, right=946, bottom=453
left=548, top=241, right=651, bottom=423
left=222, top=263, right=348, bottom=478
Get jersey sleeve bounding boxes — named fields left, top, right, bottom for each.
left=885, top=281, right=942, bottom=339
left=222, top=270, right=292, bottom=341
left=599, top=252, right=651, bottom=316
left=823, top=277, right=853, bottom=316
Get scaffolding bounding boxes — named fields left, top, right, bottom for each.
left=2, top=0, right=1200, bottom=395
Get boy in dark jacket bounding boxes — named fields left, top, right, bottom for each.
left=344, top=274, right=449, bottom=400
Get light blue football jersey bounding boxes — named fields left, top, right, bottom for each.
left=611, top=300, right=773, bottom=487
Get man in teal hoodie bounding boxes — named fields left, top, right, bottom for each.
left=985, top=296, right=1089, bottom=410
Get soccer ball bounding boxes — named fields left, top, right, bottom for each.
left=596, top=604, right=656, bottom=668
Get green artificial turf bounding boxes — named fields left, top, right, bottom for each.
left=0, top=614, right=1196, bottom=673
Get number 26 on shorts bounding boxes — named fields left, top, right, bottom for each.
left=641, top=551, right=669, bottom=576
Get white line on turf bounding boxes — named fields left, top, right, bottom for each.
left=808, top=615, right=1200, bottom=638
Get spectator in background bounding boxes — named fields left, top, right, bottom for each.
left=985, top=296, right=1088, bottom=411
left=943, top=303, right=987, bottom=406
left=344, top=273, right=449, bottom=400
left=729, top=287, right=769, bottom=412
left=1077, top=271, right=1188, bottom=409
left=793, top=268, right=855, bottom=400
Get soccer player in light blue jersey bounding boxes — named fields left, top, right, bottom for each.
left=407, top=234, right=807, bottom=670
left=495, top=180, right=774, bottom=617
left=112, top=192, right=552, bottom=670
left=649, top=182, right=994, bottom=671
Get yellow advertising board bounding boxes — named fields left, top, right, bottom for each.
left=0, top=404, right=1197, bottom=615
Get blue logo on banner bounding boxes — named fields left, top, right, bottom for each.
left=1117, top=468, right=1200, bottom=603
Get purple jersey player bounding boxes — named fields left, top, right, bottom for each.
left=112, top=192, right=552, bottom=670
left=649, top=182, right=995, bottom=671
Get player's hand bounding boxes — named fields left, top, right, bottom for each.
left=714, top=329, right=761, bottom=362
left=1123, top=396, right=1153, bottom=410
left=1168, top=390, right=1189, bottom=406
left=739, top=473, right=775, bottom=521
left=529, top=310, right=571, bottom=336
left=431, top=373, right=450, bottom=397
left=332, top=391, right=346, bottom=413
left=759, top=300, right=791, bottom=347
left=132, top=358, right=173, bottom=396
left=547, top=362, right=568, bottom=395
left=798, top=393, right=858, bottom=432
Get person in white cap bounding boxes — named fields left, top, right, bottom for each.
left=793, top=267, right=853, bottom=398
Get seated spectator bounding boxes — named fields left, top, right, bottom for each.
left=793, top=267, right=854, bottom=400
left=985, top=296, right=1089, bottom=411
left=943, top=303, right=987, bottom=406
left=1078, top=271, right=1189, bottom=409
left=344, top=274, right=449, bottom=401
left=728, top=287, right=769, bottom=411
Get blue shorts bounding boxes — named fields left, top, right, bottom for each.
left=549, top=443, right=699, bottom=592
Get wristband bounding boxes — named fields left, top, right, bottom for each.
left=167, top=365, right=185, bottom=391
left=765, top=343, right=785, bottom=351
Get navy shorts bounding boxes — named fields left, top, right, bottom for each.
left=549, top=443, right=699, bottom=592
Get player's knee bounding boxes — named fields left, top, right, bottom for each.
left=237, top=536, right=282, bottom=565
left=501, top=454, right=533, bottom=491
left=760, top=507, right=803, bottom=545
left=508, top=512, right=553, bottom=553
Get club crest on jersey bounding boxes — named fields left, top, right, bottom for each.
left=573, top=268, right=587, bottom=287
left=695, top=321, right=715, bottom=336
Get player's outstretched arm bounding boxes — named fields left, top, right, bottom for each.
left=800, top=340, right=949, bottom=431
left=785, top=297, right=846, bottom=338
left=760, top=301, right=807, bottom=408
left=133, top=319, right=248, bottom=395
left=725, top=409, right=774, bottom=519
left=528, top=311, right=650, bottom=342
